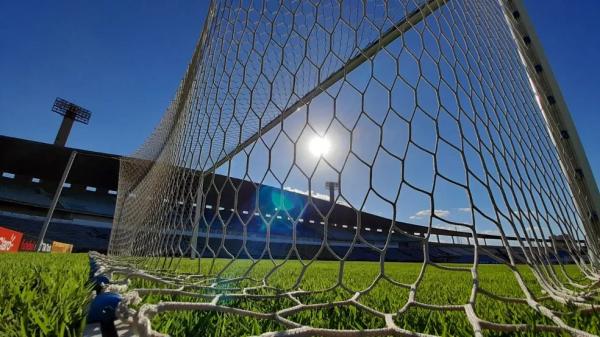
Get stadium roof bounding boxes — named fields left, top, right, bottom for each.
left=0, top=135, right=119, bottom=190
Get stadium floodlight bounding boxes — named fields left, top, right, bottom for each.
left=325, top=181, right=339, bottom=204
left=102, top=1, right=600, bottom=336
left=52, top=97, right=92, bottom=147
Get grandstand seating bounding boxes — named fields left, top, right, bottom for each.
left=0, top=213, right=111, bottom=252
left=0, top=171, right=566, bottom=263
left=58, top=189, right=116, bottom=217
left=0, top=176, right=115, bottom=218
left=0, top=136, right=578, bottom=263
left=0, top=178, right=54, bottom=207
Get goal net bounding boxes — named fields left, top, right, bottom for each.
left=104, top=0, right=600, bottom=336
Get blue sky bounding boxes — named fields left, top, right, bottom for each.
left=0, top=1, right=209, bottom=155
left=0, top=1, right=597, bottom=179
left=0, top=1, right=598, bottom=240
left=0, top=1, right=596, bottom=175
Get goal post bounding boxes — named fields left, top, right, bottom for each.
left=104, top=0, right=600, bottom=336
left=500, top=0, right=600, bottom=264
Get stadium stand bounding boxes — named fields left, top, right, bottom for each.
left=0, top=135, right=116, bottom=252
left=0, top=135, right=579, bottom=262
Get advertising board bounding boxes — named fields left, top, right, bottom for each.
left=51, top=241, right=73, bottom=253
left=0, top=226, right=24, bottom=252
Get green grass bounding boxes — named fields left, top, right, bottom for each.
left=0, top=253, right=91, bottom=337
left=0, top=253, right=597, bottom=337
left=119, top=258, right=600, bottom=337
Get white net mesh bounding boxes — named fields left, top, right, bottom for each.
left=104, top=0, right=600, bottom=336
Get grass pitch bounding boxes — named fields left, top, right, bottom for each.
left=125, top=258, right=600, bottom=337
left=0, top=253, right=597, bottom=337
left=0, top=253, right=90, bottom=337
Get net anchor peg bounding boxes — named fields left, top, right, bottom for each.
left=87, top=293, right=122, bottom=323
left=87, top=292, right=122, bottom=337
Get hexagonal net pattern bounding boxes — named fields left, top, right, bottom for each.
left=105, top=0, right=600, bottom=336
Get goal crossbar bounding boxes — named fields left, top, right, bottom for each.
left=204, top=0, right=447, bottom=174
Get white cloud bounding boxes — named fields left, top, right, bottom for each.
left=481, top=229, right=501, bottom=236
left=458, top=207, right=472, bottom=212
left=409, top=209, right=450, bottom=220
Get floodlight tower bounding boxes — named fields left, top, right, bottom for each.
left=325, top=181, right=339, bottom=204
left=36, top=98, right=91, bottom=251
left=52, top=97, right=92, bottom=147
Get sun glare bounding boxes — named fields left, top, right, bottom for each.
left=309, top=136, right=331, bottom=157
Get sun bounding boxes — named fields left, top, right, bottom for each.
left=308, top=136, right=331, bottom=157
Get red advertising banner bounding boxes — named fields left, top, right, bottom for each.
left=19, top=237, right=52, bottom=252
left=19, top=238, right=37, bottom=252
left=0, top=226, right=24, bottom=252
